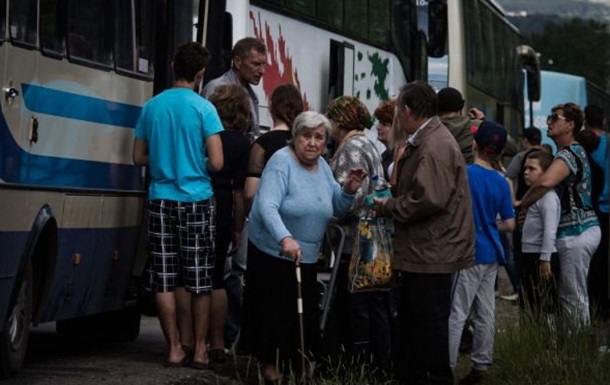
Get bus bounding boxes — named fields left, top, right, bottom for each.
left=200, top=0, right=422, bottom=130
left=201, top=1, right=540, bottom=146
left=416, top=0, right=541, bottom=155
left=524, top=70, right=610, bottom=151
left=0, top=0, right=208, bottom=378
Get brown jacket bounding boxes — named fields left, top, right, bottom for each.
left=381, top=116, right=475, bottom=274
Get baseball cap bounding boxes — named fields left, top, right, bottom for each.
left=437, top=87, right=465, bottom=113
left=474, top=121, right=507, bottom=155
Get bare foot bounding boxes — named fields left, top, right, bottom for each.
left=191, top=347, right=209, bottom=366
left=166, top=345, right=187, bottom=366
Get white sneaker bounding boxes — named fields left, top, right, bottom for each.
left=500, top=293, right=519, bottom=301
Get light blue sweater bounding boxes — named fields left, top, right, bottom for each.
left=249, top=147, right=354, bottom=264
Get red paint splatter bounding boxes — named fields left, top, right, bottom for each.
left=250, top=11, right=310, bottom=110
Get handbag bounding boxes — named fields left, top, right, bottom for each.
left=348, top=212, right=394, bottom=292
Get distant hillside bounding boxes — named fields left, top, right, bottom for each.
left=508, top=15, right=560, bottom=37
left=496, top=0, right=610, bottom=20
left=496, top=0, right=610, bottom=37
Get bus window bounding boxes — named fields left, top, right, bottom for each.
left=286, top=0, right=315, bottom=17
left=66, top=0, right=112, bottom=67
left=344, top=0, right=368, bottom=39
left=115, top=0, right=154, bottom=76
left=40, top=0, right=66, bottom=56
left=369, top=0, right=390, bottom=46
left=317, top=0, right=343, bottom=30
left=9, top=0, right=37, bottom=46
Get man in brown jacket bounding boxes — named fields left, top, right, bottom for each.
left=374, top=81, right=475, bottom=385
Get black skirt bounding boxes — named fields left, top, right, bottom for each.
left=241, top=241, right=320, bottom=373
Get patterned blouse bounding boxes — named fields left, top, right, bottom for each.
left=555, top=143, right=599, bottom=237
left=330, top=133, right=384, bottom=253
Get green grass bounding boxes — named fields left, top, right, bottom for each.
left=204, top=300, right=610, bottom=385
left=490, top=312, right=610, bottom=385
left=310, top=354, right=392, bottom=385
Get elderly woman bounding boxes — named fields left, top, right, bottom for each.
left=243, top=111, right=366, bottom=383
left=326, top=96, right=392, bottom=373
left=519, top=102, right=601, bottom=326
left=238, top=84, right=304, bottom=352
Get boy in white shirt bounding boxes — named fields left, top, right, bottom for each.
left=521, top=150, right=561, bottom=315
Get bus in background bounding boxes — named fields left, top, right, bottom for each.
left=200, top=0, right=423, bottom=130
left=524, top=70, right=610, bottom=152
left=0, top=0, right=205, bottom=378
left=416, top=0, right=541, bottom=155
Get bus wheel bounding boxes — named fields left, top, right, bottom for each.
left=0, top=261, right=32, bottom=379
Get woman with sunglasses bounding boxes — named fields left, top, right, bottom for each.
left=517, top=103, right=601, bottom=326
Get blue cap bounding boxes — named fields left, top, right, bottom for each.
left=474, top=121, right=507, bottom=155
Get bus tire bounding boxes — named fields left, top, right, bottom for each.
left=0, top=261, right=32, bottom=379
left=56, top=306, right=141, bottom=342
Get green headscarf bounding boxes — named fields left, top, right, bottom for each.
left=326, top=96, right=372, bottom=131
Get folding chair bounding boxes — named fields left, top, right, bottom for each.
left=318, top=222, right=345, bottom=338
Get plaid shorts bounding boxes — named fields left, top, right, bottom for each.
left=144, top=198, right=216, bottom=294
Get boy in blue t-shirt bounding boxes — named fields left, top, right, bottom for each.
left=133, top=42, right=224, bottom=369
left=449, top=121, right=515, bottom=384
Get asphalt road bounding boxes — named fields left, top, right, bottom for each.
left=3, top=316, right=250, bottom=385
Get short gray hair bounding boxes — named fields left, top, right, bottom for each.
left=290, top=111, right=331, bottom=146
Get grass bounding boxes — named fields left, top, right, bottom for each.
left=209, top=308, right=610, bottom=385
left=179, top=272, right=610, bottom=385
left=310, top=354, right=393, bottom=385
left=490, top=311, right=610, bottom=385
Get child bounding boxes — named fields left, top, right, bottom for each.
left=449, top=121, right=515, bottom=385
left=520, top=150, right=561, bottom=316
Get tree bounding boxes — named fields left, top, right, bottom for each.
left=529, top=17, right=610, bottom=90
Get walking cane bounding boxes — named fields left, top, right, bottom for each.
left=295, top=254, right=307, bottom=383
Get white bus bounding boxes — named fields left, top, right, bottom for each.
left=201, top=1, right=539, bottom=148
left=200, top=0, right=423, bottom=129
left=417, top=0, right=540, bottom=153
left=0, top=0, right=207, bottom=378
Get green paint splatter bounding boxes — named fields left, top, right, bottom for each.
left=366, top=89, right=371, bottom=99
left=356, top=90, right=361, bottom=98
left=361, top=72, right=366, bottom=79
left=368, top=52, right=390, bottom=100
left=357, top=51, right=363, bottom=61
left=355, top=74, right=359, bottom=81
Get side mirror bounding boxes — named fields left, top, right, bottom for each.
left=517, top=45, right=541, bottom=102
left=427, top=0, right=447, bottom=58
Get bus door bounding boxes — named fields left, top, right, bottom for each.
left=0, top=0, right=12, bottom=179
left=328, top=40, right=355, bottom=101
left=199, top=0, right=232, bottom=87
left=3, top=0, right=37, bottom=185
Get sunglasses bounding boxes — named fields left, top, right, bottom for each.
left=547, top=113, right=568, bottom=123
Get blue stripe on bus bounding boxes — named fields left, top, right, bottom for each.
left=22, top=84, right=142, bottom=128
left=0, top=112, right=143, bottom=190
